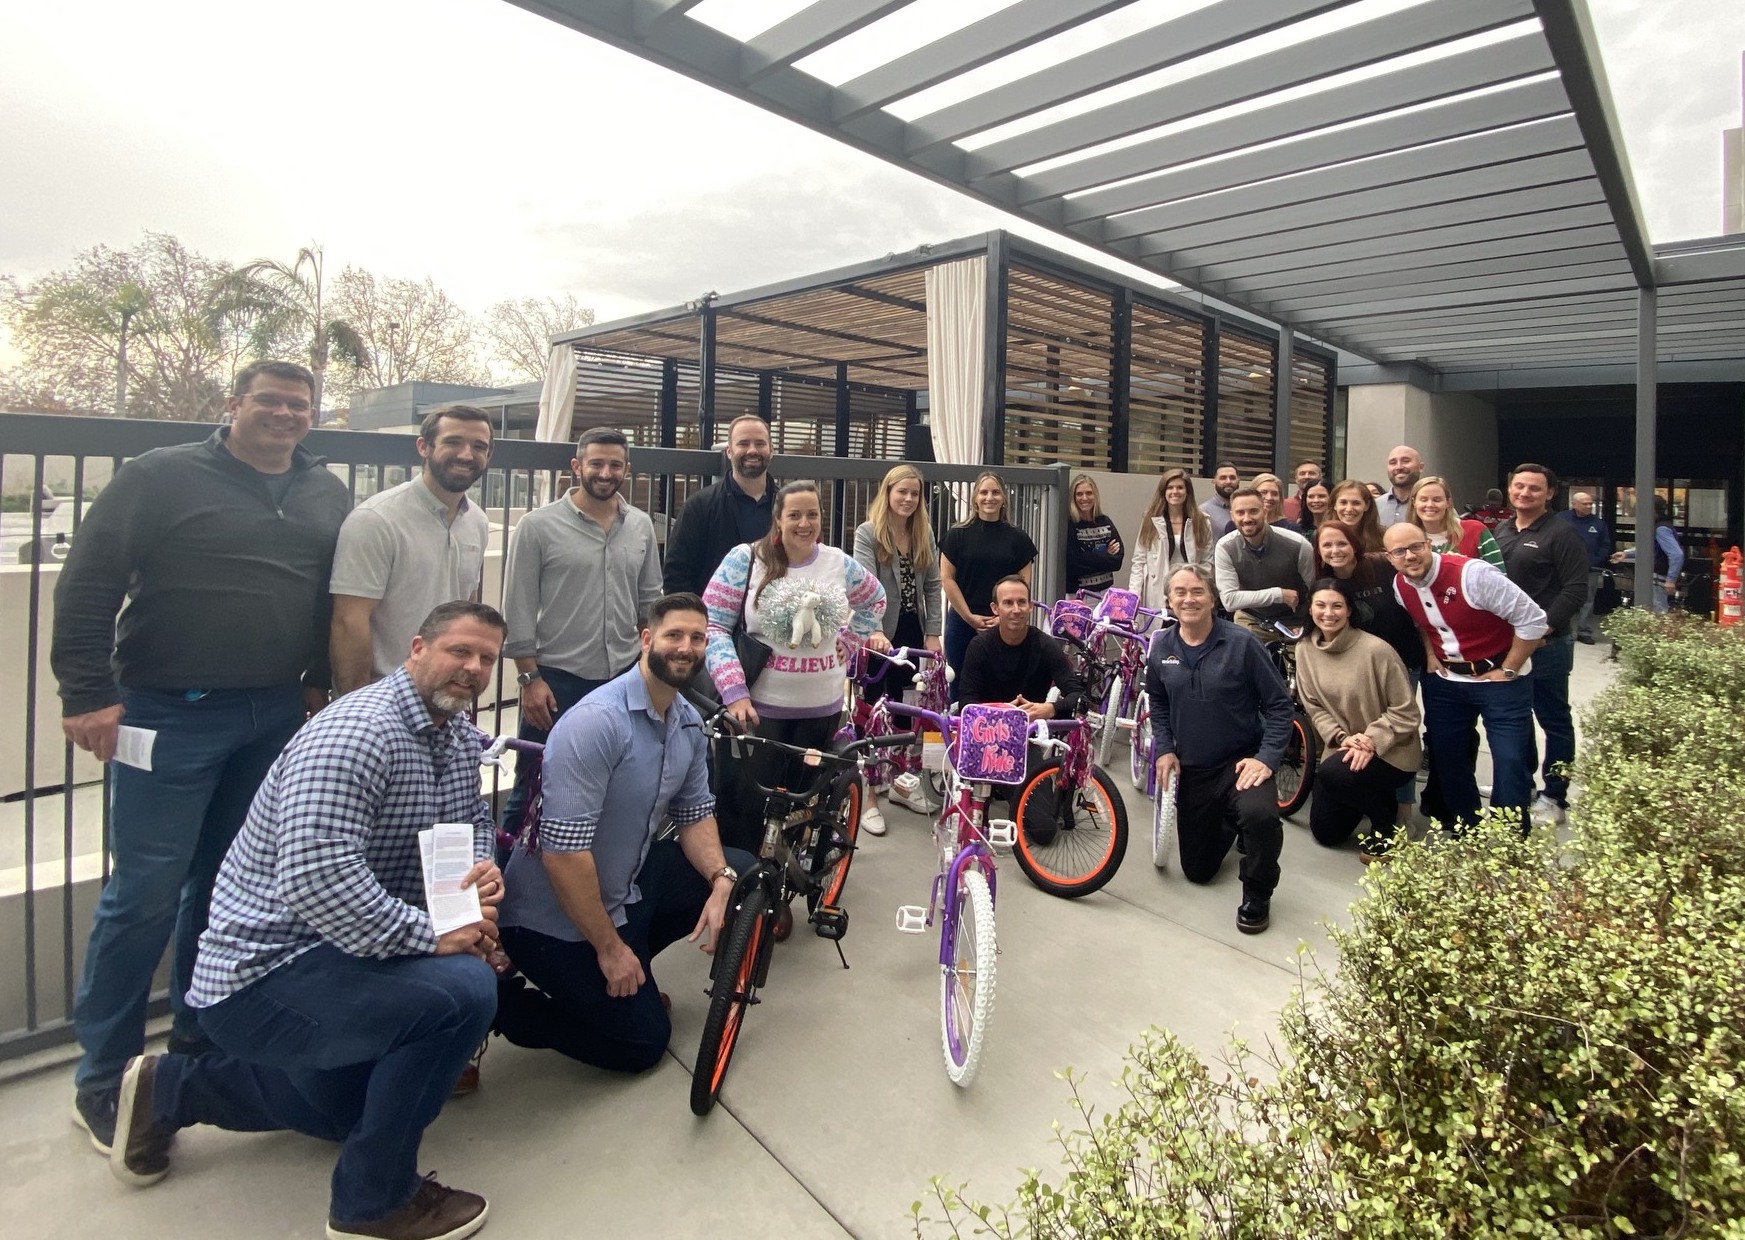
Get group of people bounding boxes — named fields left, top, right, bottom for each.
left=46, top=361, right=1652, bottom=1238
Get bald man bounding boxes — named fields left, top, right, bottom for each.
left=1557, top=491, right=1612, bottom=643
left=1378, top=445, right=1423, bottom=527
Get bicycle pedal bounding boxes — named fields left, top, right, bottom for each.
left=812, top=905, right=849, bottom=941
left=986, top=818, right=1018, bottom=849
left=895, top=905, right=928, bottom=934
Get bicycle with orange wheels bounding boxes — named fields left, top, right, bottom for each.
left=689, top=719, right=909, bottom=1116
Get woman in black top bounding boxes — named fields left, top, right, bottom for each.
left=1064, top=473, right=1123, bottom=595
left=1311, top=521, right=1421, bottom=672
left=939, top=471, right=1038, bottom=699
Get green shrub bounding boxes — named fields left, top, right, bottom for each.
left=916, top=618, right=1745, bottom=1239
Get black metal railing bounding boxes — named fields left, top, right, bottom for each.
left=0, top=413, right=1066, bottom=1060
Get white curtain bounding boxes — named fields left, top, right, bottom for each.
left=925, top=256, right=987, bottom=466
left=535, top=343, right=577, bottom=444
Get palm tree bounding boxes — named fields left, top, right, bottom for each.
left=208, top=245, right=365, bottom=413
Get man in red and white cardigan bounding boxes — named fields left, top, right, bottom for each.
left=1384, top=523, right=1548, bottom=832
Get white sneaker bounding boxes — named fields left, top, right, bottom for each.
left=860, top=804, right=887, bottom=836
left=1530, top=795, right=1567, bottom=826
left=888, top=781, right=936, bottom=815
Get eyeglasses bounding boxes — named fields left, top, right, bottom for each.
left=1384, top=541, right=1431, bottom=560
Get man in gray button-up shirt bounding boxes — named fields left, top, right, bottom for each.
left=499, top=427, right=662, bottom=843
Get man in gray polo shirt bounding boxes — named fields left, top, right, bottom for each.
left=498, top=426, right=663, bottom=845
left=494, top=593, right=755, bottom=1072
left=330, top=404, right=492, bottom=694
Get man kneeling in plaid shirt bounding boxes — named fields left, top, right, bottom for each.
left=103, top=601, right=507, bottom=1240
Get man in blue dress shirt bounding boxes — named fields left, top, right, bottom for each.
left=494, top=593, right=755, bottom=1072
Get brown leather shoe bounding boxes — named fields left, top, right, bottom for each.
left=326, top=1175, right=488, bottom=1240
left=449, top=1040, right=487, bottom=1098
left=110, top=1055, right=173, bottom=1186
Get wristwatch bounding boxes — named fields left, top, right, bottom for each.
left=712, top=864, right=739, bottom=886
left=1499, top=667, right=1520, bottom=680
left=516, top=669, right=543, bottom=687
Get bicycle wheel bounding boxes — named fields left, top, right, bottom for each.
left=940, top=867, right=996, bottom=1087
left=1094, top=678, right=1125, bottom=769
left=690, top=883, right=771, bottom=1116
left=1152, top=773, right=1177, bottom=870
left=1011, top=763, right=1129, bottom=897
left=1276, top=711, right=1317, bottom=820
left=805, top=769, right=862, bottom=914
left=1129, top=696, right=1152, bottom=794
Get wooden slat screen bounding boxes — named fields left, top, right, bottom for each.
left=1128, top=301, right=1207, bottom=474
left=1003, top=265, right=1115, bottom=469
left=847, top=388, right=908, bottom=463
left=1287, top=351, right=1333, bottom=477
left=1215, top=326, right=1277, bottom=477
left=569, top=349, right=666, bottom=446
left=769, top=375, right=835, bottom=455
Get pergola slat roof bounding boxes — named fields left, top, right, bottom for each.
left=505, top=0, right=1741, bottom=377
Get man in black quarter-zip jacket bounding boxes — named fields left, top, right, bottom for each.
left=51, top=360, right=351, bottom=1156
left=1146, top=563, right=1294, bottom=936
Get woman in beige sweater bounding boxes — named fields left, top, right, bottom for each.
left=1296, top=579, right=1422, bottom=860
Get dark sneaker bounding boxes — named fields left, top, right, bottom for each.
left=72, top=1087, right=118, bottom=1155
left=1236, top=899, right=1271, bottom=935
left=111, top=1055, right=173, bottom=1186
left=326, top=1175, right=488, bottom=1240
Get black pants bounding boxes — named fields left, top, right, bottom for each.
left=1309, top=753, right=1413, bottom=849
left=1176, top=760, right=1283, bottom=900
left=497, top=839, right=757, bottom=1073
left=713, top=711, right=842, bottom=856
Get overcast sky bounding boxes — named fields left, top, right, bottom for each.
left=2, top=0, right=1740, bottom=345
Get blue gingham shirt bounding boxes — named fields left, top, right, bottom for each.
left=188, top=668, right=494, bottom=1007
left=499, top=666, right=714, bottom=939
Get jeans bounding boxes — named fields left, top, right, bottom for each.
left=152, top=946, right=496, bottom=1226
left=497, top=839, right=756, bottom=1072
left=1528, top=631, right=1576, bottom=806
left=74, top=684, right=305, bottom=1094
left=1174, top=759, right=1283, bottom=901
left=499, top=666, right=611, bottom=857
left=1420, top=673, right=1535, bottom=830
left=944, top=612, right=979, bottom=703
left=1310, top=754, right=1413, bottom=849
left=1577, top=570, right=1604, bottom=637
left=1650, top=574, right=1672, bottom=615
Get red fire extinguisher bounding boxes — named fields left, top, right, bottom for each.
left=1718, top=547, right=1742, bottom=628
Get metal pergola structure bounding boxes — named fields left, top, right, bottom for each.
left=504, top=0, right=1745, bottom=602
left=561, top=230, right=1338, bottom=478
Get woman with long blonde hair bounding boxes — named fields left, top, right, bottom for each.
left=1064, top=473, right=1125, bottom=594
left=1128, top=468, right=1213, bottom=611
left=1410, top=475, right=1504, bottom=567
left=853, top=464, right=943, bottom=831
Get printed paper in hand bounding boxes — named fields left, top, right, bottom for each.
left=114, top=726, right=157, bottom=771
left=419, top=822, right=482, bottom=936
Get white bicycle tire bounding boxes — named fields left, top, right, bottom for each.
left=1152, top=773, right=1178, bottom=870
left=940, top=868, right=997, bottom=1087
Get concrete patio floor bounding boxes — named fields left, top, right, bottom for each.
left=2, top=643, right=1619, bottom=1240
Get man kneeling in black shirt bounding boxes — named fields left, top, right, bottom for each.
left=959, top=577, right=1086, bottom=720
left=958, top=577, right=1087, bottom=806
